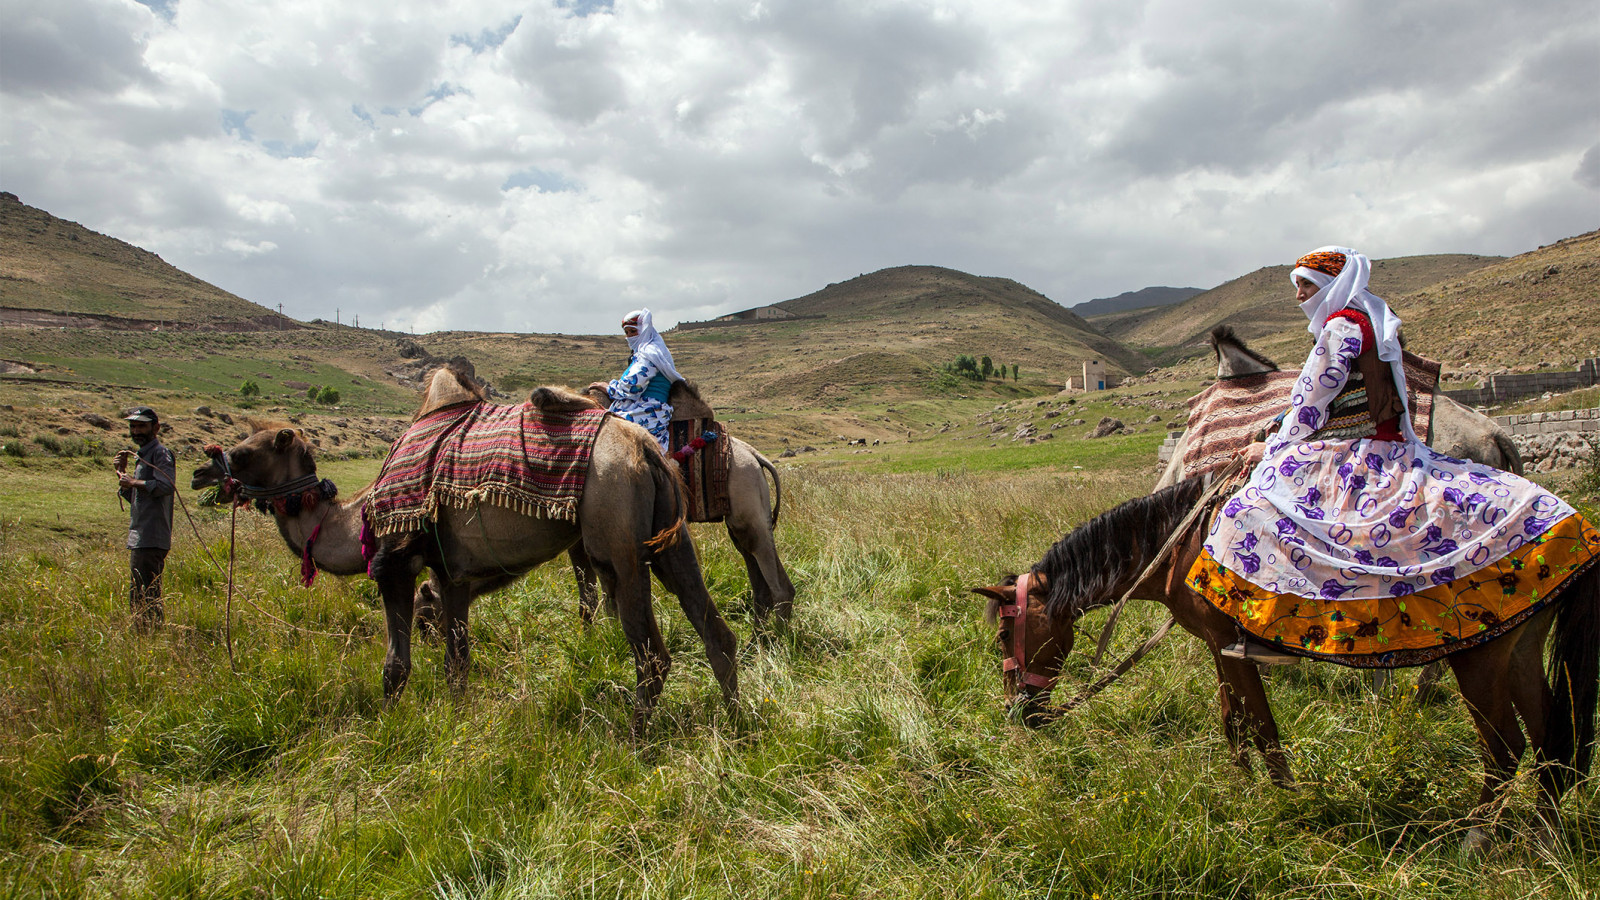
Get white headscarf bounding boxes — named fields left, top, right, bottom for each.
left=1290, top=247, right=1415, bottom=441
left=622, top=308, right=682, bottom=384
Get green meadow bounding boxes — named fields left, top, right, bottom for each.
left=0, top=432, right=1596, bottom=899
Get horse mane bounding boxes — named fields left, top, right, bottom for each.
left=1208, top=325, right=1279, bottom=373
left=1036, top=476, right=1208, bottom=621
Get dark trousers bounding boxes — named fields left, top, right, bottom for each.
left=130, top=547, right=168, bottom=630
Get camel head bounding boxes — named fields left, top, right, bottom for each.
left=191, top=424, right=318, bottom=503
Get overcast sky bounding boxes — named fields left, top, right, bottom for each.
left=3, top=0, right=1596, bottom=334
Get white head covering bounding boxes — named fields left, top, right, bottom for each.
left=1290, top=246, right=1415, bottom=441
left=622, top=308, right=682, bottom=384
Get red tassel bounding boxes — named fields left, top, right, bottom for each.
left=301, top=523, right=322, bottom=588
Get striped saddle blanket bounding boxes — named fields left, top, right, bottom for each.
left=368, top=401, right=608, bottom=538
left=1177, top=352, right=1440, bottom=482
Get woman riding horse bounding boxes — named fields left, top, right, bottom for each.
left=1189, top=246, right=1595, bottom=666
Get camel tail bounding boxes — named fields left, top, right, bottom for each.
left=756, top=451, right=782, bottom=530
left=642, top=442, right=688, bottom=553
left=1493, top=429, right=1524, bottom=475
left=1545, top=563, right=1600, bottom=795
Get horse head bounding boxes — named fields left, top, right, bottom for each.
left=191, top=423, right=318, bottom=505
left=972, top=571, right=1072, bottom=728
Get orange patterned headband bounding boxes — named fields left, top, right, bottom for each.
left=1295, top=251, right=1346, bottom=278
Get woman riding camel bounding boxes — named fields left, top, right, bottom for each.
left=1188, top=246, right=1595, bottom=665
left=589, top=308, right=682, bottom=453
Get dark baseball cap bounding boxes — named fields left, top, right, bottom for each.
left=124, top=406, right=159, bottom=423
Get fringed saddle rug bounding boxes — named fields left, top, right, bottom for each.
left=368, top=401, right=608, bottom=537
left=1178, top=352, right=1440, bottom=482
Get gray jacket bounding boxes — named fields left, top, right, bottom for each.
left=122, top=441, right=175, bottom=550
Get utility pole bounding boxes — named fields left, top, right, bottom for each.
left=336, top=307, right=340, bottom=325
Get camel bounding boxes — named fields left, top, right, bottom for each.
left=191, top=373, right=739, bottom=737
left=1154, top=325, right=1521, bottom=490
left=419, top=381, right=795, bottom=629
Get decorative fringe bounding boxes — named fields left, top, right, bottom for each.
left=366, top=484, right=580, bottom=538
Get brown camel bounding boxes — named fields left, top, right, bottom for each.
left=191, top=375, right=739, bottom=737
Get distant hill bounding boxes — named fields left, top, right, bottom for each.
left=1100, top=252, right=1505, bottom=358
left=0, top=192, right=298, bottom=331
left=1072, top=286, right=1203, bottom=318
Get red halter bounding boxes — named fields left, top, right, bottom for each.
left=999, top=571, right=1057, bottom=692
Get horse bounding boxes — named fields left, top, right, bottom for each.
left=972, top=478, right=1598, bottom=852
left=191, top=371, right=740, bottom=737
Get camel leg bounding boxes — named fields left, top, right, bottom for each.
left=414, top=578, right=441, bottom=641
left=1448, top=642, right=1526, bottom=855
left=568, top=545, right=603, bottom=625
left=727, top=518, right=795, bottom=622
left=374, top=563, right=418, bottom=701
left=652, top=537, right=740, bottom=710
left=598, top=553, right=671, bottom=738
left=1414, top=661, right=1448, bottom=702
left=1214, top=653, right=1293, bottom=787
left=438, top=580, right=474, bottom=695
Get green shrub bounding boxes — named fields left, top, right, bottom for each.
left=1, top=440, right=26, bottom=458
left=240, top=380, right=261, bottom=397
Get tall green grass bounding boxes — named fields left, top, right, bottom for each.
left=0, top=464, right=1594, bottom=898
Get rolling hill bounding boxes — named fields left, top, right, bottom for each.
left=0, top=192, right=299, bottom=330
left=1070, top=286, right=1203, bottom=318
left=1096, top=252, right=1505, bottom=357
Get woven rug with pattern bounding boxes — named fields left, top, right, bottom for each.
left=368, top=402, right=608, bottom=537
left=1178, top=352, right=1440, bottom=482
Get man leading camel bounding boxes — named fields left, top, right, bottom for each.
left=115, top=406, right=175, bottom=632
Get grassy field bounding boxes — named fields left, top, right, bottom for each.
left=1, top=439, right=1597, bottom=899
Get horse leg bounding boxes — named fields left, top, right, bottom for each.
left=1215, top=654, right=1293, bottom=787
left=1448, top=642, right=1525, bottom=855
left=568, top=544, right=603, bottom=626
left=652, top=537, right=740, bottom=710
left=727, top=518, right=795, bottom=622
left=1216, top=679, right=1251, bottom=774
left=438, top=579, right=474, bottom=695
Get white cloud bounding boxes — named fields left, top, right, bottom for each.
left=2, top=0, right=1596, bottom=335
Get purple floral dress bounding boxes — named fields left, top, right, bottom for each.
left=1201, top=316, right=1574, bottom=601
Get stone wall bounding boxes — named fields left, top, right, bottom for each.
left=1442, top=358, right=1598, bottom=407
left=1493, top=407, right=1598, bottom=473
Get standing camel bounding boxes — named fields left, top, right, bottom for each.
left=191, top=375, right=739, bottom=737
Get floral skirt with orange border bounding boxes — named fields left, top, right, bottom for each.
left=1185, top=513, right=1600, bottom=667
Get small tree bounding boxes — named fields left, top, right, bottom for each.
left=1011, top=363, right=1019, bottom=381
left=980, top=356, right=993, bottom=378
left=316, top=386, right=341, bottom=405
left=239, top=380, right=261, bottom=397
left=952, top=355, right=980, bottom=378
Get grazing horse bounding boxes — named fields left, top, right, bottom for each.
left=192, top=372, right=739, bottom=737
left=973, top=478, right=1598, bottom=851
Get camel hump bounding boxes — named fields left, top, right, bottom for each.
left=415, top=364, right=489, bottom=420
left=529, top=386, right=602, bottom=414
left=668, top=379, right=715, bottom=421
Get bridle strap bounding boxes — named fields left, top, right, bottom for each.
left=1001, top=571, right=1057, bottom=691
left=206, top=445, right=321, bottom=503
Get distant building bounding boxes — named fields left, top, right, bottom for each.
left=1066, top=360, right=1120, bottom=392
left=715, top=306, right=796, bottom=322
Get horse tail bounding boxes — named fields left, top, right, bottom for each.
left=755, top=450, right=782, bottom=529
left=642, top=441, right=688, bottom=553
left=1492, top=428, right=1524, bottom=475
left=1545, top=563, right=1600, bottom=794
